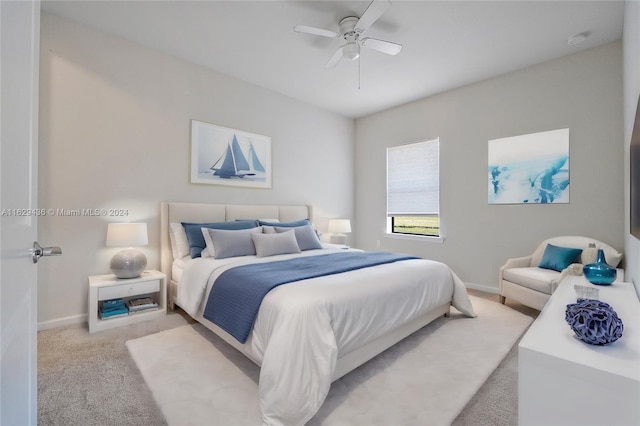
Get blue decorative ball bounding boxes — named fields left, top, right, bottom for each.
left=565, top=299, right=624, bottom=346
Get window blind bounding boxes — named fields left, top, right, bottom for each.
left=387, top=139, right=439, bottom=216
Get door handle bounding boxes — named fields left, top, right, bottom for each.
left=30, top=241, right=62, bottom=263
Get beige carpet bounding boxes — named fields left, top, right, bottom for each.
left=127, top=296, right=532, bottom=425
left=38, top=313, right=189, bottom=426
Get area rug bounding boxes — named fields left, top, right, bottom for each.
left=126, top=296, right=532, bottom=425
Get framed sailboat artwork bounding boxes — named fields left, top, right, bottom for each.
left=190, top=120, right=271, bottom=188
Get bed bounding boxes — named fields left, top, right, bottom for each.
left=160, top=201, right=476, bottom=426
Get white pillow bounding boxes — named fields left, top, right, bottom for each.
left=580, top=246, right=598, bottom=265
left=170, top=223, right=190, bottom=259
left=251, top=230, right=301, bottom=257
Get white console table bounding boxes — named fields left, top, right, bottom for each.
left=519, top=275, right=640, bottom=426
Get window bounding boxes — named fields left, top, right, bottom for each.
left=387, top=139, right=440, bottom=237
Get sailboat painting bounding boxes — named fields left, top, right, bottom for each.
left=190, top=120, right=271, bottom=188
left=488, top=128, right=569, bottom=204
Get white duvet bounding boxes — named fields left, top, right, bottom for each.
left=177, top=248, right=476, bottom=426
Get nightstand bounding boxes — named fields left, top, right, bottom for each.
left=88, top=270, right=166, bottom=333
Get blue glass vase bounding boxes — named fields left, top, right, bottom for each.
left=583, top=249, right=616, bottom=285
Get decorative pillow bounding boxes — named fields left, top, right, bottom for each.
left=205, top=227, right=263, bottom=259
left=236, top=218, right=279, bottom=223
left=274, top=224, right=323, bottom=251
left=259, top=219, right=310, bottom=227
left=567, top=263, right=584, bottom=276
left=605, top=250, right=624, bottom=268
left=580, top=246, right=598, bottom=265
left=539, top=244, right=583, bottom=272
left=170, top=222, right=190, bottom=259
left=201, top=227, right=216, bottom=258
left=262, top=226, right=277, bottom=234
left=251, top=231, right=301, bottom=257
left=182, top=220, right=257, bottom=258
left=580, top=244, right=623, bottom=267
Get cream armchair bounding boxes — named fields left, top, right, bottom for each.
left=499, top=236, right=623, bottom=311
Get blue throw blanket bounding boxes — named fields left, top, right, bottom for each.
left=203, top=251, right=419, bottom=343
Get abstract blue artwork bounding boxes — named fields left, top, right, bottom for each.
left=488, top=128, right=569, bottom=204
left=191, top=120, right=271, bottom=188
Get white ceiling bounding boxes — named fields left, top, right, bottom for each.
left=41, top=1, right=624, bottom=118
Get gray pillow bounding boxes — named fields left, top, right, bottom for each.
left=205, top=227, right=262, bottom=259
left=274, top=224, right=323, bottom=251
left=262, top=225, right=277, bottom=234
left=251, top=231, right=301, bottom=257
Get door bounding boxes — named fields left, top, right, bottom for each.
left=1, top=1, right=41, bottom=424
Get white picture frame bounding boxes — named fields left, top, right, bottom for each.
left=190, top=120, right=271, bottom=188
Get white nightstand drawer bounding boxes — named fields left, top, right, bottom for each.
left=98, top=279, right=160, bottom=300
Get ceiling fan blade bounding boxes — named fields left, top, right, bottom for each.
left=293, top=25, right=339, bottom=38
left=355, top=0, right=390, bottom=33
left=325, top=46, right=344, bottom=68
left=360, top=37, right=402, bottom=55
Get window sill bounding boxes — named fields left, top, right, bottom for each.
left=383, top=233, right=444, bottom=244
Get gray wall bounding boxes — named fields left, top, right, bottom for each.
left=355, top=41, right=624, bottom=291
left=37, top=14, right=354, bottom=326
left=624, top=0, right=640, bottom=297
left=38, top=12, right=631, bottom=326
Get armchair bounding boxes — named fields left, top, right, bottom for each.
left=499, top=236, right=623, bottom=311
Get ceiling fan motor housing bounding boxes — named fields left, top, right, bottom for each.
left=339, top=16, right=360, bottom=39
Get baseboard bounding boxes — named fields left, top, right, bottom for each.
left=35, top=284, right=497, bottom=331
left=464, top=282, right=499, bottom=294
left=38, top=313, right=87, bottom=331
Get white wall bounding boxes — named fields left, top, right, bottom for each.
left=355, top=42, right=624, bottom=292
left=37, top=14, right=354, bottom=327
left=624, top=0, right=640, bottom=297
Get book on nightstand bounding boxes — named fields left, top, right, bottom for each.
left=128, top=306, right=159, bottom=315
left=126, top=296, right=158, bottom=312
left=100, top=298, right=128, bottom=319
left=100, top=310, right=128, bottom=320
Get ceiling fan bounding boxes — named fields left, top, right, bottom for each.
left=294, top=0, right=402, bottom=68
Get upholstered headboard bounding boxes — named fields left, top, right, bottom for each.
left=160, top=201, right=312, bottom=286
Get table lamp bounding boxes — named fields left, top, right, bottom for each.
left=328, top=219, right=351, bottom=245
left=106, top=223, right=148, bottom=279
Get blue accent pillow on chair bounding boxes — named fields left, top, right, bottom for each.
left=538, top=244, right=583, bottom=272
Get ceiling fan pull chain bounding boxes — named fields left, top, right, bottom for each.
left=358, top=55, right=361, bottom=90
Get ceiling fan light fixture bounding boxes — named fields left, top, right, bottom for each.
left=343, top=42, right=360, bottom=61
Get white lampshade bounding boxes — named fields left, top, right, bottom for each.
left=328, top=219, right=351, bottom=234
left=329, top=219, right=351, bottom=245
left=106, top=223, right=148, bottom=247
left=106, top=223, right=148, bottom=279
